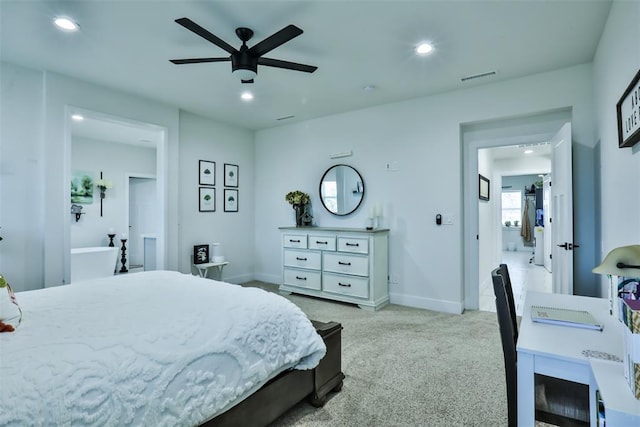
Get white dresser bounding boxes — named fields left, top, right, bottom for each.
left=279, top=227, right=389, bottom=310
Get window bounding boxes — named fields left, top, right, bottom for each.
left=501, top=190, right=522, bottom=226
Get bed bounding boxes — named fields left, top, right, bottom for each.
left=0, top=271, right=344, bottom=426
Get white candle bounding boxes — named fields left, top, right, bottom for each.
left=369, top=207, right=375, bottom=219
left=121, top=233, right=128, bottom=240
left=375, top=202, right=383, bottom=217
left=108, top=228, right=115, bottom=234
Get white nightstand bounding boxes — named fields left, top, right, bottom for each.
left=195, top=261, right=229, bottom=281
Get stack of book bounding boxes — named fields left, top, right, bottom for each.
left=621, top=298, right=640, bottom=399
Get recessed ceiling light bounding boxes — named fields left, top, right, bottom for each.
left=54, top=17, right=78, bottom=32
left=363, top=84, right=376, bottom=92
left=240, top=91, right=254, bottom=101
left=524, top=150, right=533, bottom=154
left=415, top=42, right=434, bottom=56
left=71, top=114, right=84, bottom=121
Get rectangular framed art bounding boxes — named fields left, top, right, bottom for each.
left=224, top=189, right=238, bottom=212
left=199, top=187, right=216, bottom=212
left=224, top=163, right=239, bottom=187
left=193, top=244, right=209, bottom=264
left=199, top=160, right=216, bottom=186
left=616, top=68, right=640, bottom=148
left=479, top=174, right=490, bottom=201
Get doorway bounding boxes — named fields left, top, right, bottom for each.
left=68, top=108, right=166, bottom=280
left=462, top=108, right=572, bottom=311
left=128, top=176, right=157, bottom=272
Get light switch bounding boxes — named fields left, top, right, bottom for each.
left=443, top=214, right=454, bottom=225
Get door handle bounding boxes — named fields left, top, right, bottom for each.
left=557, top=243, right=568, bottom=250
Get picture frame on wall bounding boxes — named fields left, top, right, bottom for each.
left=224, top=189, right=238, bottom=212
left=199, top=187, right=216, bottom=212
left=479, top=174, right=490, bottom=201
left=193, top=244, right=209, bottom=265
left=224, top=163, right=239, bottom=187
left=199, top=160, right=216, bottom=186
left=616, top=68, right=640, bottom=148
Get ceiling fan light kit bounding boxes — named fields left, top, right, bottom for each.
left=170, top=18, right=317, bottom=84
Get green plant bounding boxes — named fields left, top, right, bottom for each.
left=505, top=221, right=511, bottom=227
left=285, top=190, right=310, bottom=206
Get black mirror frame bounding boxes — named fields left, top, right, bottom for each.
left=319, top=164, right=365, bottom=216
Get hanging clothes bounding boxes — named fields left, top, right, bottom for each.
left=520, top=198, right=532, bottom=242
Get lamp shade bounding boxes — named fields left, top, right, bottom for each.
left=593, top=245, right=640, bottom=276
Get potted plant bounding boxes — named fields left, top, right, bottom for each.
left=285, top=190, right=310, bottom=227
left=505, top=221, right=511, bottom=227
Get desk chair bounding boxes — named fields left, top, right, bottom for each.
left=491, top=267, right=590, bottom=427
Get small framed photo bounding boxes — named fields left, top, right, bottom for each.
left=224, top=189, right=238, bottom=212
left=193, top=244, right=209, bottom=264
left=199, top=160, right=216, bottom=186
left=199, top=187, right=216, bottom=212
left=224, top=163, right=239, bottom=187
left=479, top=174, right=490, bottom=201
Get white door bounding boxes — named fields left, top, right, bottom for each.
left=551, top=123, right=573, bottom=294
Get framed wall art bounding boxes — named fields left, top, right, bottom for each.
left=616, top=68, right=640, bottom=148
left=199, top=187, right=216, bottom=212
left=224, top=163, right=239, bottom=187
left=479, top=174, right=490, bottom=201
left=224, top=189, right=238, bottom=212
left=199, top=160, right=216, bottom=186
left=193, top=244, right=209, bottom=265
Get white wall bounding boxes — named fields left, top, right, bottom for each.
left=255, top=63, right=597, bottom=313
left=177, top=110, right=255, bottom=283
left=593, top=0, right=640, bottom=292
left=477, top=148, right=496, bottom=297
left=71, top=137, right=156, bottom=249
left=0, top=63, right=45, bottom=291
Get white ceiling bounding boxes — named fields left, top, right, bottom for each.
left=1, top=0, right=612, bottom=134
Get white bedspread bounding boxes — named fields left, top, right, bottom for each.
left=0, top=271, right=326, bottom=426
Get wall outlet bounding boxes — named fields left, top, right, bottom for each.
left=443, top=214, right=454, bottom=225
left=389, top=274, right=400, bottom=284
left=386, top=161, right=399, bottom=172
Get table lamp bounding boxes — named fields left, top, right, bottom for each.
left=592, top=244, right=640, bottom=317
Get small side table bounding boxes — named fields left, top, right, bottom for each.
left=195, top=261, right=229, bottom=281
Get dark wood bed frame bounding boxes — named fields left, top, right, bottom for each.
left=202, top=320, right=344, bottom=427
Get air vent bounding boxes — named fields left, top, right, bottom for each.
left=461, top=70, right=497, bottom=82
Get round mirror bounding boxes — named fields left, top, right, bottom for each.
left=319, top=164, right=365, bottom=216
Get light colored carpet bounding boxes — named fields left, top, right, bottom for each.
left=242, top=282, right=510, bottom=426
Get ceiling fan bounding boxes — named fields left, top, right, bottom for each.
left=170, top=18, right=317, bottom=83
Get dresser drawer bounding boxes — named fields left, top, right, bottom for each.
left=283, top=234, right=307, bottom=249
left=284, top=249, right=321, bottom=270
left=308, top=235, right=336, bottom=251
left=337, top=237, right=368, bottom=254
left=323, top=252, right=368, bottom=277
left=284, top=268, right=321, bottom=290
left=323, top=273, right=369, bottom=299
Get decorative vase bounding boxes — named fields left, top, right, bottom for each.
left=294, top=204, right=304, bottom=227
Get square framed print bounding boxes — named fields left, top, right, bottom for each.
left=224, top=189, right=238, bottom=212
left=199, top=160, right=216, bottom=186
left=199, top=187, right=216, bottom=212
left=479, top=174, right=490, bottom=201
left=224, top=163, right=239, bottom=187
left=193, top=244, right=209, bottom=264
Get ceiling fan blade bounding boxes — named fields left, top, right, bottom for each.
left=258, top=57, right=317, bottom=73
left=248, top=25, right=303, bottom=57
left=170, top=57, right=230, bottom=65
left=175, top=17, right=237, bottom=54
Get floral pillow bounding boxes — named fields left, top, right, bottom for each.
left=0, top=274, right=21, bottom=332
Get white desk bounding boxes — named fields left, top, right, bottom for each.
left=517, top=291, right=639, bottom=426
left=194, top=261, right=229, bottom=280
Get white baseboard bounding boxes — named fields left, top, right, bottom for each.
left=389, top=292, right=463, bottom=314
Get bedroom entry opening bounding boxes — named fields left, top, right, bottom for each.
left=68, top=108, right=167, bottom=280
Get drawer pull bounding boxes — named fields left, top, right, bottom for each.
left=338, top=261, right=352, bottom=266
left=295, top=257, right=307, bottom=261
left=346, top=242, right=359, bottom=247
left=289, top=239, right=301, bottom=243
left=338, top=282, right=352, bottom=287
left=295, top=276, right=307, bottom=281
left=316, top=240, right=328, bottom=244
